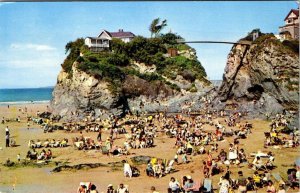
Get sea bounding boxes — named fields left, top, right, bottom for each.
left=0, top=87, right=53, bottom=106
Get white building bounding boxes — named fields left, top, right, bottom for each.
left=85, top=29, right=135, bottom=52
left=279, top=9, right=299, bottom=40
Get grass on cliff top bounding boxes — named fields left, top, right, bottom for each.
left=240, top=29, right=299, bottom=55
left=60, top=33, right=209, bottom=89
left=253, top=34, right=299, bottom=55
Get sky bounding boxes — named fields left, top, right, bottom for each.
left=0, top=1, right=297, bottom=88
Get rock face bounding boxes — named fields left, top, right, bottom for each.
left=51, top=63, right=118, bottom=119
left=215, top=35, right=299, bottom=121
left=51, top=34, right=298, bottom=125
left=51, top=62, right=213, bottom=120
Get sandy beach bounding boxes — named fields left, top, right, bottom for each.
left=0, top=103, right=298, bottom=193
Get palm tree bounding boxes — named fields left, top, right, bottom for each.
left=149, top=18, right=167, bottom=37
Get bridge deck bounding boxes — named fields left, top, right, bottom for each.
left=176, top=40, right=252, bottom=46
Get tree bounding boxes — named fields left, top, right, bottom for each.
left=149, top=18, right=167, bottom=37
left=62, top=38, right=84, bottom=72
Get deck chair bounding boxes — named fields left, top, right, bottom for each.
left=203, top=178, right=212, bottom=193
left=192, top=179, right=202, bottom=193
left=125, top=134, right=132, bottom=139
left=165, top=160, right=175, bottom=174
left=272, top=172, right=282, bottom=181
left=74, top=141, right=84, bottom=149
left=10, top=139, right=16, bottom=147
left=272, top=172, right=290, bottom=192
left=101, top=146, right=109, bottom=155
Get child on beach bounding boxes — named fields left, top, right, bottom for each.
left=17, top=153, right=21, bottom=162
left=182, top=153, right=187, bottom=164
left=174, top=154, right=178, bottom=164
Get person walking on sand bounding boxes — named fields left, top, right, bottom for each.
left=97, top=128, right=102, bottom=141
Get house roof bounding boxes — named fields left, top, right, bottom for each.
left=110, top=31, right=135, bottom=38
left=284, top=9, right=299, bottom=21
left=98, top=30, right=112, bottom=38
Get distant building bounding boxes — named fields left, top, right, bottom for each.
left=85, top=29, right=135, bottom=52
left=252, top=31, right=259, bottom=41
left=167, top=48, right=178, bottom=57
left=279, top=9, right=299, bottom=40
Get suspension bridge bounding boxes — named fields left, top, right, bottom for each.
left=176, top=39, right=252, bottom=46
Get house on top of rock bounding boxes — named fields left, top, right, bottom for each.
left=279, top=8, right=299, bottom=40
left=85, top=29, right=135, bottom=52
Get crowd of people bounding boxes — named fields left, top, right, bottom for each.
left=77, top=182, right=129, bottom=193
left=2, top=103, right=299, bottom=192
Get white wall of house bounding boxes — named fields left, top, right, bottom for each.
left=120, top=37, right=133, bottom=43
left=84, top=37, right=110, bottom=48
left=98, top=32, right=112, bottom=40
left=285, top=12, right=299, bottom=24
left=85, top=38, right=92, bottom=47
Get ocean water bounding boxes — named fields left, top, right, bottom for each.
left=0, top=87, right=53, bottom=105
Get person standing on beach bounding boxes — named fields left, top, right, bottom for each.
left=5, top=133, right=10, bottom=147
left=5, top=126, right=9, bottom=135
left=97, top=128, right=102, bottom=141
left=5, top=126, right=10, bottom=147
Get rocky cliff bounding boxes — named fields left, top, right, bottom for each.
left=214, top=34, right=299, bottom=123
left=51, top=33, right=299, bottom=124
left=51, top=34, right=213, bottom=120
left=51, top=63, right=212, bottom=120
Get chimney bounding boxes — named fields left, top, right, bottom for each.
left=119, top=29, right=123, bottom=32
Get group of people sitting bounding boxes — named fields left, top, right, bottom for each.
left=146, top=158, right=175, bottom=178
left=77, top=182, right=129, bottom=193
left=28, top=138, right=68, bottom=148
left=218, top=167, right=299, bottom=193
left=167, top=175, right=211, bottom=193
left=250, top=151, right=276, bottom=171
left=26, top=148, right=52, bottom=160
left=264, top=122, right=299, bottom=148
left=72, top=133, right=101, bottom=150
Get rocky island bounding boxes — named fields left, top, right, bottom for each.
left=51, top=32, right=212, bottom=119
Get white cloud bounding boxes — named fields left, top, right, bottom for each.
left=0, top=2, right=15, bottom=7
left=1, top=58, right=61, bottom=68
left=10, top=43, right=56, bottom=51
